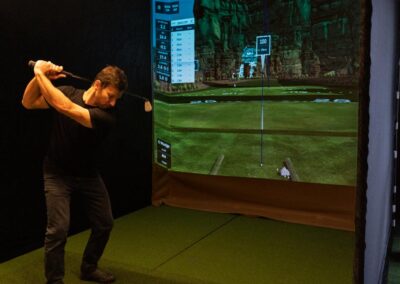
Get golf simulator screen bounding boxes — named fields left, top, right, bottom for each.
left=152, top=0, right=361, bottom=186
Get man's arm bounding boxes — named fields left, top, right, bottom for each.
left=22, top=77, right=49, bottom=109
left=33, top=60, right=93, bottom=128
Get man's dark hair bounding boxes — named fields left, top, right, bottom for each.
left=94, top=66, right=128, bottom=93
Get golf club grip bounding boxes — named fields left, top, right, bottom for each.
left=28, top=60, right=74, bottom=77
left=27, top=60, right=152, bottom=110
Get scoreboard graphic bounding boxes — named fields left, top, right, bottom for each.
left=154, top=1, right=195, bottom=84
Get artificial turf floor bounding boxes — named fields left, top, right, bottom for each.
left=0, top=205, right=354, bottom=283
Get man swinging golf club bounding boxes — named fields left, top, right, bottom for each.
left=22, top=60, right=128, bottom=284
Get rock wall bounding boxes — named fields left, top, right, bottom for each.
left=194, top=0, right=360, bottom=82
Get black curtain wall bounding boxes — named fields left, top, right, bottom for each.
left=0, top=0, right=152, bottom=262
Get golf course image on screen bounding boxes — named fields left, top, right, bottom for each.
left=152, top=0, right=361, bottom=186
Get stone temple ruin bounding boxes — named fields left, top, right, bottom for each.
left=194, top=0, right=360, bottom=85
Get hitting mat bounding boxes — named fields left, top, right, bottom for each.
left=0, top=206, right=354, bottom=283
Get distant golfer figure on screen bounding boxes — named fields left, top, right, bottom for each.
left=22, top=60, right=128, bottom=284
left=277, top=165, right=291, bottom=180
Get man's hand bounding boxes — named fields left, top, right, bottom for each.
left=32, top=61, right=93, bottom=128
left=34, top=60, right=66, bottom=80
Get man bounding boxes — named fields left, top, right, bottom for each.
left=22, top=60, right=128, bottom=284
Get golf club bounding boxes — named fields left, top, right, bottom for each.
left=28, top=60, right=152, bottom=112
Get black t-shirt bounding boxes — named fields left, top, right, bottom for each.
left=44, top=85, right=116, bottom=177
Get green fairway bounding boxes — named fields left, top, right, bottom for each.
left=153, top=86, right=358, bottom=186
left=155, top=130, right=357, bottom=185
left=158, top=85, right=355, bottom=98
left=155, top=100, right=357, bottom=132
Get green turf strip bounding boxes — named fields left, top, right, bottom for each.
left=156, top=215, right=354, bottom=284
left=389, top=261, right=400, bottom=284
left=155, top=101, right=358, bottom=133
left=159, top=86, right=353, bottom=98
left=0, top=206, right=354, bottom=283
left=67, top=206, right=234, bottom=269
left=154, top=100, right=358, bottom=185
left=0, top=250, right=209, bottom=284
left=154, top=130, right=357, bottom=185
left=388, top=228, right=400, bottom=284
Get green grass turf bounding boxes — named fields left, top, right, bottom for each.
left=154, top=100, right=358, bottom=185
left=389, top=261, right=400, bottom=284
left=155, top=131, right=357, bottom=185
left=155, top=100, right=358, bottom=132
left=66, top=206, right=234, bottom=269
left=0, top=206, right=354, bottom=284
left=159, top=86, right=354, bottom=98
left=388, top=228, right=400, bottom=284
left=156, top=214, right=354, bottom=284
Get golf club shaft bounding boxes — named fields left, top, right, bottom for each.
left=28, top=60, right=150, bottom=102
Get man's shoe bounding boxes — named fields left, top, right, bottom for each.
left=80, top=268, right=116, bottom=283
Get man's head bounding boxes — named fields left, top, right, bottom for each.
left=91, top=66, right=128, bottom=108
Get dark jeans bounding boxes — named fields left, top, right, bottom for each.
left=43, top=170, right=114, bottom=284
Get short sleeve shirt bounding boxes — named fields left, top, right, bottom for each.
left=44, top=85, right=116, bottom=176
